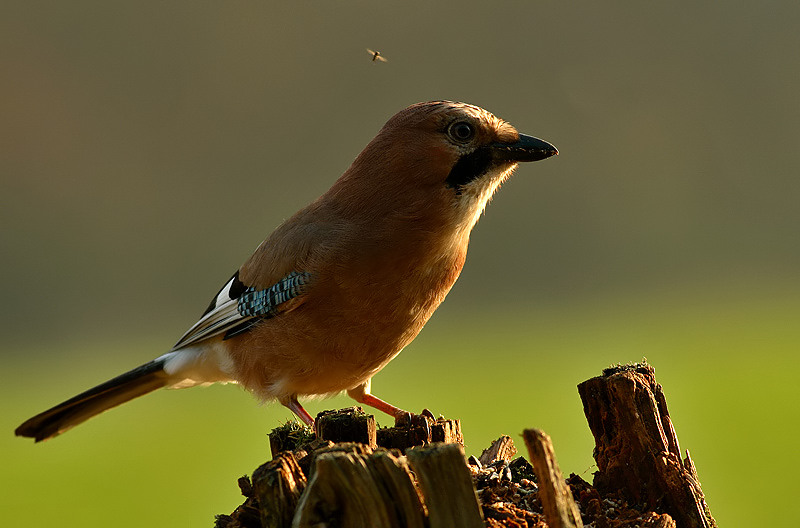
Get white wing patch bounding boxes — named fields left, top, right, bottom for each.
left=171, top=271, right=311, bottom=351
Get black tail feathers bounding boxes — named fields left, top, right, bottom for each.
left=15, top=359, right=169, bottom=442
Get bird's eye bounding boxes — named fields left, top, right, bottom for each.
left=447, top=121, right=475, bottom=143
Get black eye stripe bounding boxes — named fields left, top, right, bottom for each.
left=445, top=147, right=493, bottom=191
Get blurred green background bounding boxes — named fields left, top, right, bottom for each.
left=2, top=1, right=799, bottom=526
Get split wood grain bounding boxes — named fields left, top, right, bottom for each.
left=406, top=443, right=484, bottom=528
left=478, top=435, right=518, bottom=465
left=251, top=453, right=307, bottom=528
left=523, top=429, right=583, bottom=528
left=578, top=363, right=717, bottom=528
left=292, top=449, right=424, bottom=528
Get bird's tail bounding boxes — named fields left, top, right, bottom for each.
left=15, top=359, right=170, bottom=442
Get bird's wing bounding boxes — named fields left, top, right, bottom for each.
left=171, top=270, right=312, bottom=350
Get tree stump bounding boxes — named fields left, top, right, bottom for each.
left=294, top=448, right=424, bottom=528
left=406, top=443, right=485, bottom=528
left=218, top=363, right=718, bottom=528
left=377, top=409, right=463, bottom=450
left=251, top=453, right=306, bottom=528
left=578, top=363, right=717, bottom=528
left=315, top=406, right=377, bottom=448
left=523, top=429, right=583, bottom=528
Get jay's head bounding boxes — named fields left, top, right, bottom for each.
left=336, top=101, right=557, bottom=229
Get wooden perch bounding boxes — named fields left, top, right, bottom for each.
left=523, top=429, right=583, bottom=528
left=377, top=409, right=463, bottom=450
left=406, top=443, right=485, bottom=528
left=217, top=364, right=717, bottom=528
left=315, top=406, right=377, bottom=448
left=251, top=453, right=306, bottom=528
left=268, top=421, right=315, bottom=458
left=294, top=448, right=424, bottom=528
left=578, top=363, right=717, bottom=528
left=307, top=406, right=463, bottom=452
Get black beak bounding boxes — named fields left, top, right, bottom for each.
left=446, top=133, right=558, bottom=190
left=490, top=134, right=558, bottom=163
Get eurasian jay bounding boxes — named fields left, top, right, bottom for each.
left=16, top=101, right=557, bottom=441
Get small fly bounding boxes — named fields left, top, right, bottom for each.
left=366, top=49, right=388, bottom=63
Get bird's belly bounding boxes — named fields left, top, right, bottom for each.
left=229, top=247, right=465, bottom=401
left=285, top=303, right=431, bottom=396
left=230, top=287, right=445, bottom=400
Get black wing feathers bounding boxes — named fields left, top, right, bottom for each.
left=172, top=271, right=312, bottom=349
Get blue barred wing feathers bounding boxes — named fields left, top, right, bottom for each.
left=171, top=271, right=312, bottom=350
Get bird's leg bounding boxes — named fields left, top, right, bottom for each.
left=347, top=379, right=408, bottom=420
left=280, top=395, right=315, bottom=426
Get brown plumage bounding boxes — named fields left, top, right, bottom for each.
left=16, top=101, right=557, bottom=441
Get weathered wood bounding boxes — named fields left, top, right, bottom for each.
left=406, top=443, right=484, bottom=528
left=376, top=411, right=462, bottom=451
left=220, top=361, right=718, bottom=528
left=376, top=419, right=430, bottom=450
left=523, top=429, right=583, bottom=528
left=268, top=422, right=315, bottom=459
left=369, top=451, right=427, bottom=528
left=250, top=452, right=307, bottom=528
left=290, top=438, right=333, bottom=478
left=479, top=435, right=518, bottom=465
left=431, top=417, right=463, bottom=444
left=578, top=363, right=717, bottom=528
left=292, top=449, right=424, bottom=528
left=214, top=476, right=262, bottom=528
left=314, top=406, right=377, bottom=448
left=302, top=441, right=375, bottom=481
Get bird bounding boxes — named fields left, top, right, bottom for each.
left=366, top=48, right=388, bottom=62
left=15, top=101, right=557, bottom=442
